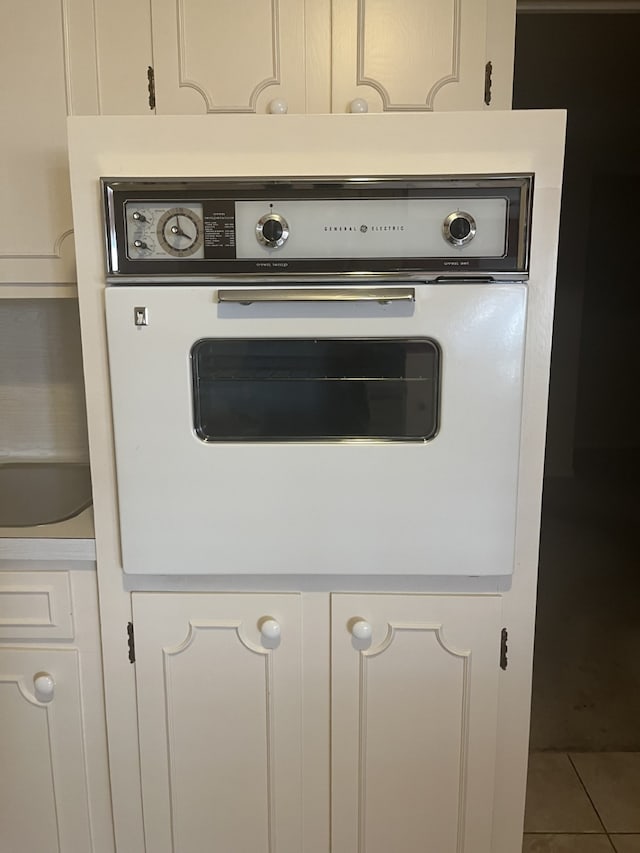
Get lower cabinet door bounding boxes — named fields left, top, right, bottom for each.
left=132, top=593, right=303, bottom=853
left=331, top=593, right=502, bottom=853
left=0, top=647, right=93, bottom=853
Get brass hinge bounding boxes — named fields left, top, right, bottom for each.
left=500, top=627, right=508, bottom=670
left=484, top=61, right=493, bottom=106
left=127, top=621, right=136, bottom=663
left=147, top=66, right=156, bottom=111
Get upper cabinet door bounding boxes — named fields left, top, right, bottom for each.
left=331, top=0, right=493, bottom=114
left=0, top=0, right=99, bottom=285
left=151, top=0, right=307, bottom=114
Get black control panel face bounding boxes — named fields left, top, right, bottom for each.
left=102, top=176, right=532, bottom=278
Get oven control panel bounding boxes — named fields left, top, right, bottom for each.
left=103, top=176, right=532, bottom=278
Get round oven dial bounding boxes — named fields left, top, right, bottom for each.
left=442, top=211, right=477, bottom=247
left=256, top=213, right=289, bottom=249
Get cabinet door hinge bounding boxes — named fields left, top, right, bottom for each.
left=500, top=627, right=508, bottom=670
left=147, top=66, right=156, bottom=111
left=484, top=61, right=493, bottom=106
left=127, top=621, right=136, bottom=663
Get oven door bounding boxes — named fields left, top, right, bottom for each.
left=105, top=283, right=526, bottom=576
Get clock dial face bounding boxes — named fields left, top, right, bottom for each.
left=156, top=207, right=204, bottom=257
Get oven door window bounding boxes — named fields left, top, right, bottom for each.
left=191, top=338, right=440, bottom=442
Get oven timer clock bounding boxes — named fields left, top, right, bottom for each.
left=125, top=202, right=205, bottom=259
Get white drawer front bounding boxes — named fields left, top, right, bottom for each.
left=0, top=571, right=74, bottom=640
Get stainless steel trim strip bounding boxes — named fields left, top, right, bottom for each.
left=216, top=287, right=416, bottom=304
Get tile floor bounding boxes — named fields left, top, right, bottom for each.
left=523, top=470, right=640, bottom=849
left=523, top=752, right=640, bottom=852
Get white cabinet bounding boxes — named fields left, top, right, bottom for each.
left=0, top=647, right=92, bottom=852
left=0, top=0, right=151, bottom=291
left=150, top=0, right=515, bottom=115
left=150, top=0, right=308, bottom=114
left=331, top=593, right=502, bottom=853
left=333, top=0, right=516, bottom=112
left=0, top=570, right=113, bottom=853
left=132, top=593, right=304, bottom=853
left=0, top=0, right=100, bottom=288
left=132, top=590, right=502, bottom=852
left=332, top=0, right=490, bottom=113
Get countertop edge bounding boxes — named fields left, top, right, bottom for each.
left=0, top=506, right=96, bottom=562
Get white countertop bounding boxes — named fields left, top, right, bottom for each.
left=0, top=506, right=96, bottom=562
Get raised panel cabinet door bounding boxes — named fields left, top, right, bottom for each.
left=0, top=647, right=94, bottom=853
left=331, top=0, right=491, bottom=113
left=150, top=0, right=307, bottom=114
left=0, top=0, right=99, bottom=285
left=132, top=592, right=303, bottom=853
left=331, top=593, right=502, bottom=853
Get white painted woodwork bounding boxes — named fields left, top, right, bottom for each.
left=0, top=0, right=150, bottom=288
left=0, top=299, right=89, bottom=461
left=0, top=571, right=74, bottom=640
left=147, top=0, right=515, bottom=115
left=0, top=0, right=100, bottom=287
left=0, top=284, right=79, bottom=299
left=132, top=593, right=303, bottom=853
left=0, top=569, right=114, bottom=853
left=66, top=569, right=116, bottom=853
left=150, top=0, right=307, bottom=114
left=485, top=0, right=518, bottom=110
left=331, top=593, right=502, bottom=853
left=93, top=0, right=154, bottom=114
left=332, top=0, right=491, bottom=112
left=305, top=0, right=332, bottom=112
left=0, top=647, right=93, bottom=852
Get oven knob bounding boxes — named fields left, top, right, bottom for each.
left=256, top=213, right=290, bottom=249
left=442, top=211, right=477, bottom=247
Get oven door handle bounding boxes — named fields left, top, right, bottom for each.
left=216, top=286, right=415, bottom=305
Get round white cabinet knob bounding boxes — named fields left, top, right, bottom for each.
left=260, top=619, right=281, bottom=642
left=34, top=673, right=55, bottom=703
left=349, top=98, right=369, bottom=113
left=351, top=620, right=372, bottom=641
left=268, top=99, right=288, bottom=114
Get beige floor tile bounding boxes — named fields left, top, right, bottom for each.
left=611, top=836, right=640, bottom=853
left=522, top=835, right=614, bottom=852
left=571, top=753, right=640, bottom=832
left=524, top=753, right=603, bottom=833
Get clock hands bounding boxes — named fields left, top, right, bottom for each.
left=170, top=216, right=191, bottom=240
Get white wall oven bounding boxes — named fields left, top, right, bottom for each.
left=103, top=176, right=531, bottom=576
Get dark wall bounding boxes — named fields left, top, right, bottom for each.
left=513, top=14, right=640, bottom=474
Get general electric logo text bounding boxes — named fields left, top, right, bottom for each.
left=323, top=224, right=405, bottom=233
